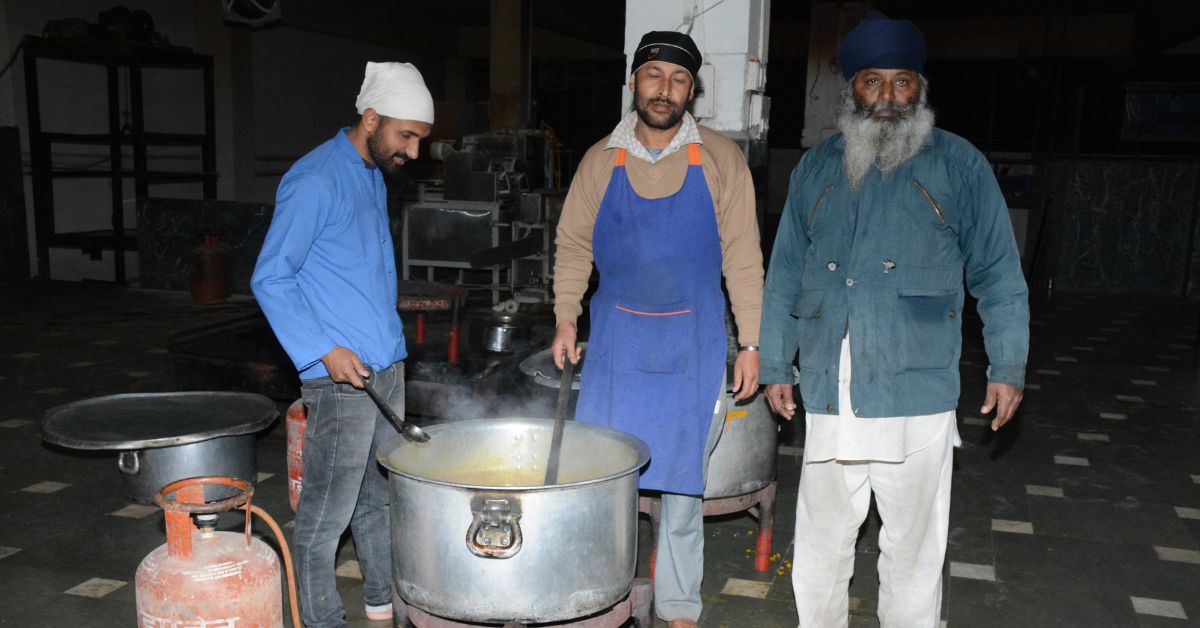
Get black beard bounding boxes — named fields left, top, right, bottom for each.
left=635, top=97, right=686, bottom=131
left=367, top=126, right=405, bottom=176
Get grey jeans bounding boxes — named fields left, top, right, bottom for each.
left=295, top=363, right=403, bottom=628
left=655, top=375, right=728, bottom=622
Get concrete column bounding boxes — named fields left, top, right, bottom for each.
left=193, top=1, right=256, bottom=201
left=489, top=0, right=531, bottom=130
left=801, top=2, right=868, bottom=147
left=0, top=0, right=15, bottom=127
left=621, top=0, right=771, bottom=141
left=444, top=57, right=469, bottom=102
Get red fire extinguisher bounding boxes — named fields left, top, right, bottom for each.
left=135, top=476, right=300, bottom=628
left=285, top=399, right=307, bottom=512
left=189, top=230, right=232, bottom=304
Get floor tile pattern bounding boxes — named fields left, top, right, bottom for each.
left=0, top=284, right=1196, bottom=626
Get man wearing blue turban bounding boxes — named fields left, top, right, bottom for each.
left=759, top=12, right=1029, bottom=627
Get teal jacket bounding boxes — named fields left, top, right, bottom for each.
left=759, top=129, right=1028, bottom=417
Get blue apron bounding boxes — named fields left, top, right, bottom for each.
left=576, top=144, right=726, bottom=495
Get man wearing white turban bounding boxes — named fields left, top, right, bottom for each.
left=252, top=61, right=434, bottom=627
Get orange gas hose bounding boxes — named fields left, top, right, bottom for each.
left=250, top=504, right=302, bottom=628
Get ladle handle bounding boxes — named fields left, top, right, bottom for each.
left=543, top=356, right=575, bottom=485
left=362, top=369, right=430, bottom=443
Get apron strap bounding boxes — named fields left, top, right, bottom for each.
left=614, top=148, right=627, bottom=167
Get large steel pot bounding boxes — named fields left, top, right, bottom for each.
left=117, top=435, right=257, bottom=504
left=704, top=392, right=779, bottom=499
left=41, top=392, right=277, bottom=504
left=379, top=418, right=649, bottom=624
left=468, top=312, right=532, bottom=353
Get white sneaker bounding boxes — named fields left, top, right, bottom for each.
left=365, top=602, right=393, bottom=621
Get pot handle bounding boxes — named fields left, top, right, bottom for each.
left=118, top=450, right=140, bottom=475
left=465, top=496, right=523, bottom=559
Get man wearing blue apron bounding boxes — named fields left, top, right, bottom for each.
left=551, top=31, right=764, bottom=627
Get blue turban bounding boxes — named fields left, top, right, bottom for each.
left=838, top=11, right=927, bottom=80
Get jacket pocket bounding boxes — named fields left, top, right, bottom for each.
left=612, top=300, right=697, bottom=374
left=790, top=290, right=834, bottom=371
left=911, top=179, right=945, bottom=225
left=892, top=287, right=961, bottom=372
left=806, top=184, right=834, bottom=232
left=790, top=290, right=823, bottom=319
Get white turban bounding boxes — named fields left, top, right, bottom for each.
left=355, top=61, right=435, bottom=124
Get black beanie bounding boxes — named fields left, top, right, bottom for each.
left=631, top=31, right=702, bottom=79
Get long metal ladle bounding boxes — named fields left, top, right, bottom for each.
left=362, top=369, right=430, bottom=442
left=543, top=356, right=575, bottom=485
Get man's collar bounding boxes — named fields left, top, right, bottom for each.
left=335, top=127, right=378, bottom=169
left=605, top=111, right=703, bottom=163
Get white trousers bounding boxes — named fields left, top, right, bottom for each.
left=791, top=419, right=955, bottom=627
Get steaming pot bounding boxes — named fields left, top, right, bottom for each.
left=378, top=418, right=649, bottom=623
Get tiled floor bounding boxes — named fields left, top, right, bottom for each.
left=0, top=282, right=1198, bottom=627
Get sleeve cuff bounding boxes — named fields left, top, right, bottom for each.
left=986, top=363, right=1026, bottom=389
left=295, top=342, right=336, bottom=373
left=758, top=360, right=794, bottom=385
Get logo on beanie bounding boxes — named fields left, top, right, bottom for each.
left=648, top=47, right=659, bottom=59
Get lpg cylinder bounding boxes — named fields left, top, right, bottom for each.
left=136, top=477, right=283, bottom=628
left=285, top=399, right=306, bottom=512
left=189, top=230, right=232, bottom=304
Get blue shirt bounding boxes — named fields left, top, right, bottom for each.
left=759, top=128, right=1028, bottom=417
left=251, top=128, right=406, bottom=380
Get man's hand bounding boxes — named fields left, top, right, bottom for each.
left=982, top=382, right=1023, bottom=431
left=731, top=350, right=760, bottom=401
left=551, top=322, right=582, bottom=369
left=321, top=346, right=369, bottom=388
left=765, top=383, right=798, bottom=420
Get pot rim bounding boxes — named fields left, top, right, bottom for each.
left=471, top=312, right=533, bottom=328
left=377, top=418, right=650, bottom=491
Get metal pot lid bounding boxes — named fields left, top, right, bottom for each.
left=518, top=343, right=586, bottom=390
left=42, top=392, right=279, bottom=451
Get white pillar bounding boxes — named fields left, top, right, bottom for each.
left=622, top=0, right=770, bottom=142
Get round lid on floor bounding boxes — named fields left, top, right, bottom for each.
left=42, top=391, right=278, bottom=450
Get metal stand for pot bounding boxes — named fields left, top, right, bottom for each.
left=639, top=480, right=779, bottom=575
left=392, top=578, right=654, bottom=628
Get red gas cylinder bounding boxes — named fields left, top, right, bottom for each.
left=135, top=477, right=296, bottom=628
left=189, top=230, right=232, bottom=304
left=285, top=399, right=307, bottom=512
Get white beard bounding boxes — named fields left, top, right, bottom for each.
left=837, top=79, right=935, bottom=191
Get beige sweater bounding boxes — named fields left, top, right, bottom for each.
left=553, top=125, right=764, bottom=344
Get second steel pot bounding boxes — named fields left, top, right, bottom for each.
left=379, top=418, right=649, bottom=624
left=118, top=434, right=257, bottom=504
left=41, top=392, right=278, bottom=505
left=704, top=391, right=779, bottom=499
left=467, top=313, right=532, bottom=353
